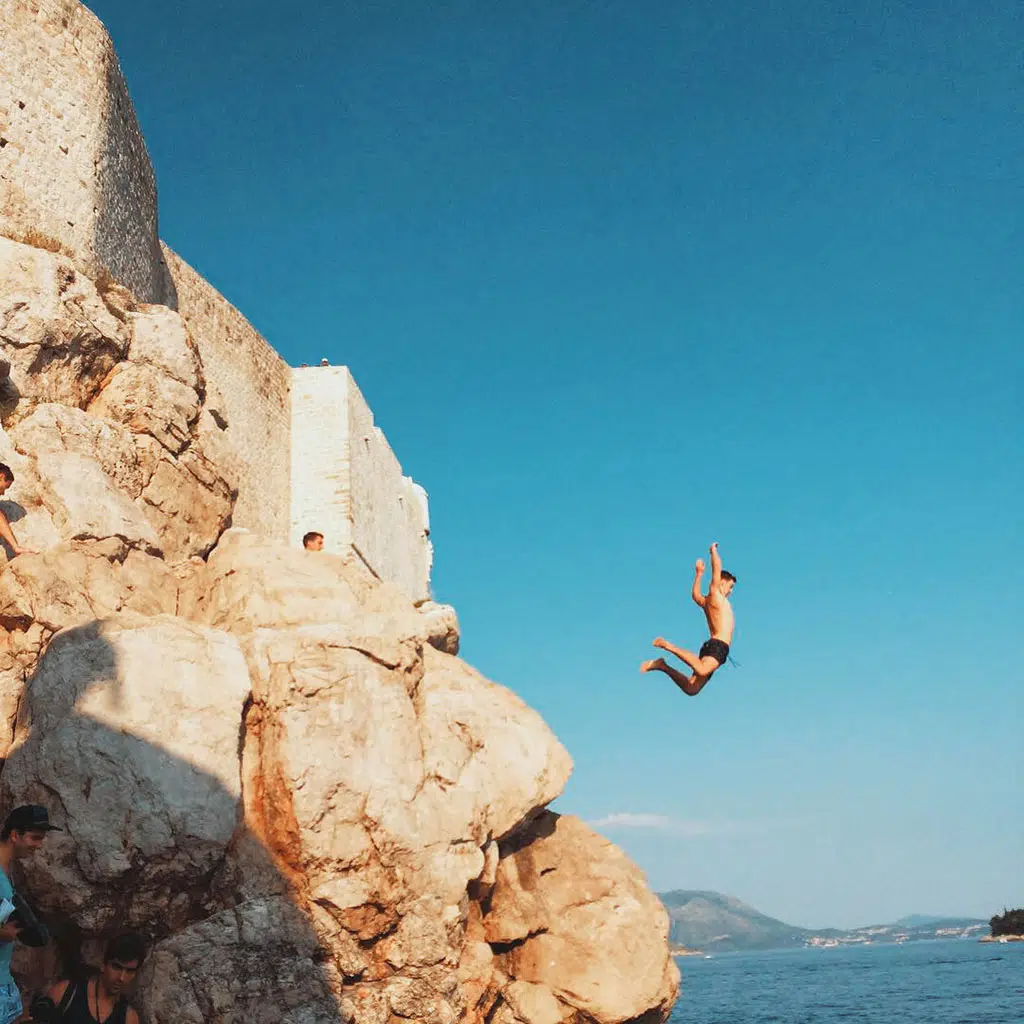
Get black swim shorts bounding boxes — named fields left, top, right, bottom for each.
left=698, top=638, right=730, bottom=667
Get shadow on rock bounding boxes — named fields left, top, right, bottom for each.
left=0, top=618, right=345, bottom=1023
left=0, top=535, right=678, bottom=1024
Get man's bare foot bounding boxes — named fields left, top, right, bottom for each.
left=640, top=658, right=668, bottom=674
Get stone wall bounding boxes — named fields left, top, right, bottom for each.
left=164, top=247, right=291, bottom=543
left=291, top=367, right=432, bottom=602
left=0, top=0, right=175, bottom=305
left=0, top=0, right=431, bottom=597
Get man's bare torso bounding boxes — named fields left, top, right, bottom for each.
left=704, top=594, right=735, bottom=644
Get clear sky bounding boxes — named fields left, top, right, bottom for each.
left=87, top=0, right=1020, bottom=929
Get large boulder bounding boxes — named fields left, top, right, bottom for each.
left=89, top=362, right=200, bottom=456
left=0, top=238, right=128, bottom=424
left=485, top=813, right=680, bottom=1024
left=207, top=538, right=572, bottom=1022
left=11, top=404, right=148, bottom=498
left=135, top=443, right=234, bottom=561
left=137, top=898, right=342, bottom=1024
left=2, top=615, right=251, bottom=934
left=88, top=302, right=203, bottom=456
left=180, top=530, right=456, bottom=652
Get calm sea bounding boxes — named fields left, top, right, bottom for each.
left=668, top=939, right=1022, bottom=1023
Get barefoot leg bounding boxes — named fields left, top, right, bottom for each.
left=653, top=637, right=702, bottom=672
left=641, top=658, right=709, bottom=697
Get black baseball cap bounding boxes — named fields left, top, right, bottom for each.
left=3, top=805, right=62, bottom=834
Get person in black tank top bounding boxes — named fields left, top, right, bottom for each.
left=33, top=934, right=144, bottom=1024
left=57, top=977, right=129, bottom=1024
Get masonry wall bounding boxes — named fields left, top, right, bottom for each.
left=291, top=367, right=432, bottom=602
left=0, top=0, right=432, bottom=598
left=0, top=0, right=175, bottom=304
left=165, top=247, right=291, bottom=543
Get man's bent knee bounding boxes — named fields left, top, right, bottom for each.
left=683, top=674, right=710, bottom=696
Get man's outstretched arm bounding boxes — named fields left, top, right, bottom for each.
left=0, top=510, right=23, bottom=556
left=691, top=559, right=706, bottom=607
left=709, top=541, right=722, bottom=588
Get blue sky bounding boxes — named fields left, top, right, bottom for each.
left=88, top=0, right=1020, bottom=929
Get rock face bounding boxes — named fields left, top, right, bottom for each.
left=0, top=2, right=680, bottom=1020
left=0, top=533, right=678, bottom=1023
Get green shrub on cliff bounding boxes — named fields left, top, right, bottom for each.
left=989, top=908, right=1024, bottom=936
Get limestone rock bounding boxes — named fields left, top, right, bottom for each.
left=34, top=451, right=161, bottom=553
left=89, top=361, right=200, bottom=455
left=2, top=615, right=251, bottom=934
left=487, top=813, right=680, bottom=1024
left=502, top=981, right=565, bottom=1024
left=182, top=531, right=445, bottom=652
left=127, top=306, right=202, bottom=391
left=0, top=541, right=175, bottom=757
left=242, top=619, right=571, bottom=887
left=136, top=898, right=342, bottom=1024
left=0, top=622, right=48, bottom=757
left=177, top=536, right=572, bottom=1022
left=11, top=403, right=147, bottom=498
left=0, top=238, right=128, bottom=424
left=0, top=541, right=176, bottom=634
left=137, top=444, right=234, bottom=561
left=180, top=533, right=371, bottom=632
left=0, top=427, right=61, bottom=556
left=415, top=599, right=460, bottom=655
left=194, top=407, right=242, bottom=497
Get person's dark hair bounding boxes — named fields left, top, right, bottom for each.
left=302, top=531, right=323, bottom=548
left=0, top=464, right=13, bottom=484
left=105, top=932, right=146, bottom=966
left=722, top=570, right=737, bottom=583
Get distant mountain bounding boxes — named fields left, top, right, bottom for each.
left=660, top=890, right=819, bottom=952
left=659, top=890, right=987, bottom=953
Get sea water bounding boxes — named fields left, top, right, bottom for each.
left=668, top=938, right=1022, bottom=1023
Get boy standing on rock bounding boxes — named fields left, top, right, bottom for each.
left=0, top=465, right=34, bottom=559
left=641, top=542, right=737, bottom=697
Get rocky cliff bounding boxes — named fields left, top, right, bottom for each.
left=0, top=3, right=679, bottom=1021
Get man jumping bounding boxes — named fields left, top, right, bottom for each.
left=641, top=542, right=736, bottom=696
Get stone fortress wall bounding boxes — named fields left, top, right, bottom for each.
left=291, top=368, right=431, bottom=603
left=0, top=0, right=175, bottom=305
left=0, top=0, right=432, bottom=599
left=162, top=247, right=293, bottom=548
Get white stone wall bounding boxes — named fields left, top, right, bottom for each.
left=0, top=0, right=175, bottom=304
left=164, top=247, right=292, bottom=545
left=291, top=367, right=431, bottom=602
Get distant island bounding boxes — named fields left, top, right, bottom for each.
left=982, top=908, right=1024, bottom=943
left=659, top=890, right=987, bottom=953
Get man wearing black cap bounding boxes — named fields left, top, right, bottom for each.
left=0, top=805, right=60, bottom=1024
